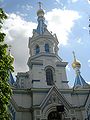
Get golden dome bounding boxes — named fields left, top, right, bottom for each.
left=72, top=51, right=81, bottom=69
left=72, top=60, right=81, bottom=69
left=37, top=9, right=44, bottom=16
left=37, top=2, right=44, bottom=17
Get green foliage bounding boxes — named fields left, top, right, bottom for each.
left=0, top=8, right=14, bottom=120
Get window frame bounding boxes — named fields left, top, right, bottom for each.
left=45, top=66, right=55, bottom=86
left=35, top=44, right=40, bottom=54
left=45, top=43, right=49, bottom=53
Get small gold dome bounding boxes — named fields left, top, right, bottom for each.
left=72, top=51, right=81, bottom=69
left=72, top=60, right=81, bottom=69
left=37, top=9, right=44, bottom=16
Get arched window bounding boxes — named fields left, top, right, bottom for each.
left=36, top=45, right=40, bottom=54
left=46, top=68, right=53, bottom=85
left=45, top=43, right=49, bottom=53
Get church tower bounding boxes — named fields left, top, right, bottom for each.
left=27, top=2, right=69, bottom=89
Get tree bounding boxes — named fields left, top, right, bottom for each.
left=0, top=8, right=14, bottom=120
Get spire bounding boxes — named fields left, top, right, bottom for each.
left=72, top=51, right=89, bottom=89
left=36, top=2, right=47, bottom=35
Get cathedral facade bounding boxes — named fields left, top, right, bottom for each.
left=9, top=4, right=90, bottom=120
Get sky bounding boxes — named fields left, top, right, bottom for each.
left=0, top=0, right=90, bottom=87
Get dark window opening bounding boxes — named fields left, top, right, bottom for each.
left=48, top=111, right=61, bottom=120
left=36, top=45, right=40, bottom=54
left=46, top=68, right=53, bottom=85
left=45, top=43, right=49, bottom=53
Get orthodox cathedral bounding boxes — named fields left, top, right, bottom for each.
left=9, top=3, right=90, bottom=120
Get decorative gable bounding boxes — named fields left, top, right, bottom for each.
left=40, top=85, right=72, bottom=111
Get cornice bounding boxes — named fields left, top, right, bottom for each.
left=12, top=88, right=32, bottom=94
left=28, top=53, right=62, bottom=62
left=31, top=34, right=58, bottom=44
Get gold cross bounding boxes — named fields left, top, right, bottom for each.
left=38, top=2, right=42, bottom=9
left=72, top=51, right=76, bottom=61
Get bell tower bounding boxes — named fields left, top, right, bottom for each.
left=28, top=2, right=59, bottom=57
left=27, top=3, right=69, bottom=89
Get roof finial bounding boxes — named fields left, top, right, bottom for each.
left=72, top=51, right=81, bottom=69
left=38, top=2, right=42, bottom=9
left=72, top=51, right=76, bottom=62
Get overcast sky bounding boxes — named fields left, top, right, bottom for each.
left=0, top=0, right=90, bottom=86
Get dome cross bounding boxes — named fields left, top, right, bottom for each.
left=38, top=2, right=42, bottom=9
left=72, top=51, right=76, bottom=62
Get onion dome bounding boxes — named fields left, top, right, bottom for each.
left=36, top=2, right=46, bottom=35
left=72, top=60, right=81, bottom=69
left=37, top=9, right=44, bottom=17
left=37, top=2, right=44, bottom=17
left=72, top=51, right=81, bottom=69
